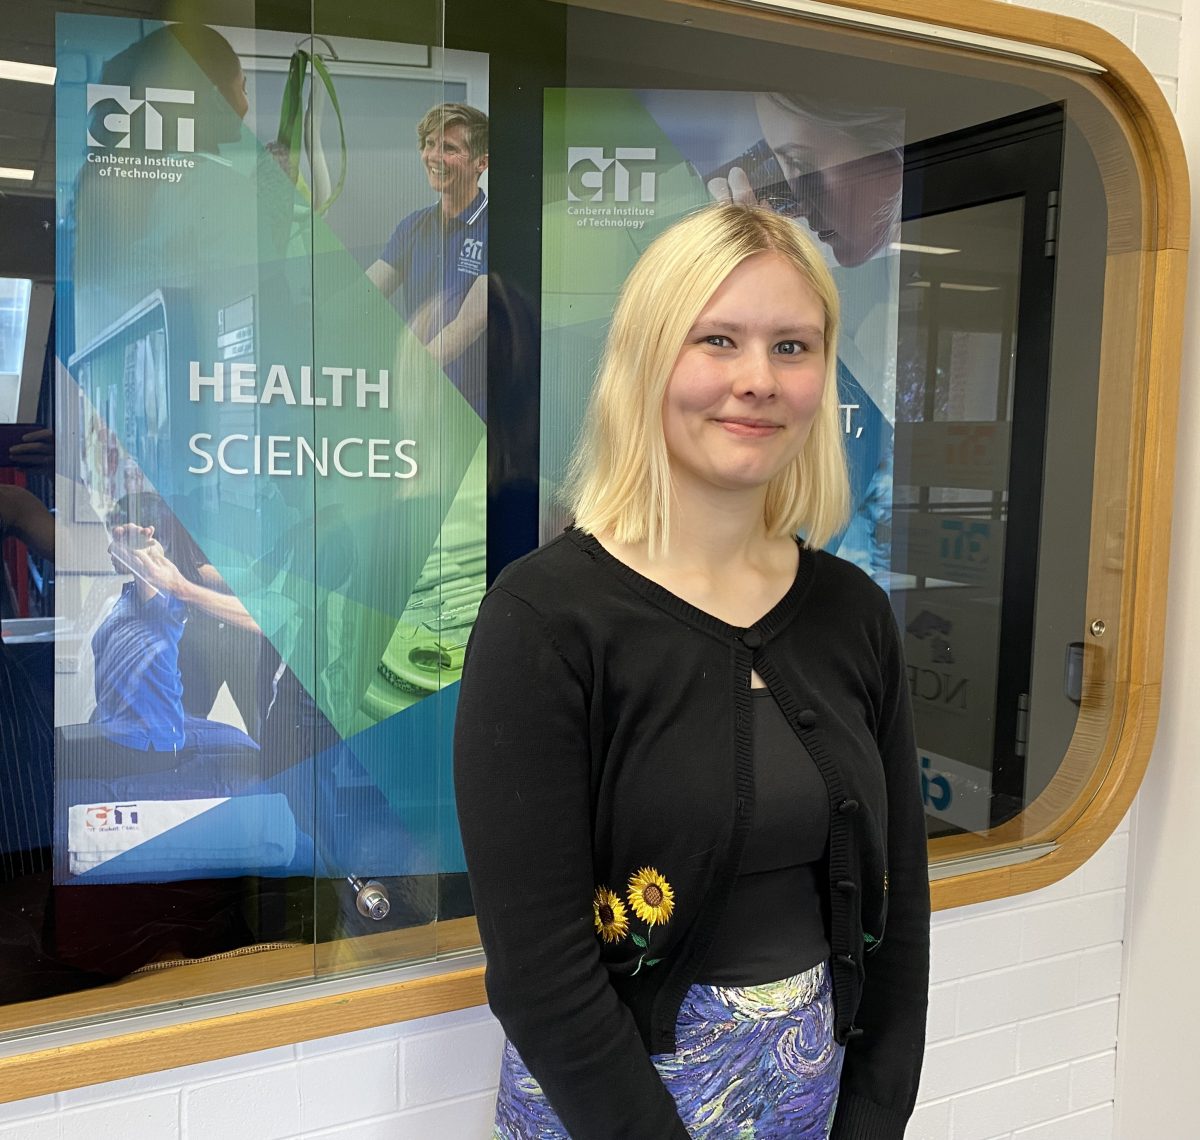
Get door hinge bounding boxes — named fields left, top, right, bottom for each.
left=1044, top=189, right=1060, bottom=258
left=1015, top=691, right=1030, bottom=757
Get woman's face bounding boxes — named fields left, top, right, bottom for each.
left=661, top=252, right=828, bottom=503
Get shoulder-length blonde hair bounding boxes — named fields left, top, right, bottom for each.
left=566, top=203, right=850, bottom=554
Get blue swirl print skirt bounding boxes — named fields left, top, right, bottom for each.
left=493, top=960, right=844, bottom=1140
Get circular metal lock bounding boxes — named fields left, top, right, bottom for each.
left=355, top=880, right=391, bottom=921
left=1090, top=619, right=1106, bottom=638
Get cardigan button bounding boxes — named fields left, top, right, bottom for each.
left=836, top=879, right=856, bottom=894
left=836, top=953, right=857, bottom=967
left=797, top=709, right=817, bottom=728
left=838, top=799, right=860, bottom=815
left=846, top=1026, right=865, bottom=1040
left=741, top=629, right=763, bottom=649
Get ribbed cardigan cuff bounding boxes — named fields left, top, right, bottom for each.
left=830, top=1094, right=912, bottom=1140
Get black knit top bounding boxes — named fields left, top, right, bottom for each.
left=698, top=688, right=831, bottom=985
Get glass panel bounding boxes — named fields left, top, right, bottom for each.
left=450, top=0, right=1139, bottom=866
left=2, top=0, right=453, bottom=1037
left=894, top=198, right=1026, bottom=837
left=302, top=3, right=484, bottom=974
left=39, top=6, right=323, bottom=1026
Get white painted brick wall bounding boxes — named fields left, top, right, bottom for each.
left=908, top=818, right=1130, bottom=1140
left=0, top=1007, right=505, bottom=1139
left=0, top=0, right=1181, bottom=1136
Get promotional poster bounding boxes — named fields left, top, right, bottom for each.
left=54, top=16, right=488, bottom=906
left=539, top=88, right=903, bottom=578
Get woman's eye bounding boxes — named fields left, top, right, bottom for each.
left=703, top=334, right=731, bottom=347
left=776, top=340, right=805, bottom=355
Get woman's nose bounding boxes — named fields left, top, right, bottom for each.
left=732, top=349, right=779, bottom=398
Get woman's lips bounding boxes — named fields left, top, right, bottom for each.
left=717, top=418, right=781, bottom=438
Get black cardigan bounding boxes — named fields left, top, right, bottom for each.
left=454, top=529, right=930, bottom=1140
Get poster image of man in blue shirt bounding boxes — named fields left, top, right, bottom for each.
left=367, top=102, right=489, bottom=419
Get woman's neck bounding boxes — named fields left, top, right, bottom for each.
left=596, top=483, right=797, bottom=630
left=662, top=475, right=780, bottom=572
left=660, top=511, right=774, bottom=578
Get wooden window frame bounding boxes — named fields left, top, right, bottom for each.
left=0, top=0, right=1186, bottom=1102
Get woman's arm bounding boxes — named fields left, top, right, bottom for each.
left=427, top=274, right=487, bottom=368
left=831, top=606, right=930, bottom=1140
left=454, top=587, right=690, bottom=1140
left=110, top=535, right=262, bottom=634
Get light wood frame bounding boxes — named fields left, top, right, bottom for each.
left=1, top=0, right=1187, bottom=1103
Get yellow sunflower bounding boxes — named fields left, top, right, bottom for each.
left=593, top=885, right=630, bottom=944
left=627, top=867, right=675, bottom=927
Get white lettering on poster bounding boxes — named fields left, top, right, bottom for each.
left=86, top=84, right=196, bottom=152
left=187, top=432, right=418, bottom=480
left=566, top=147, right=658, bottom=204
left=186, top=361, right=419, bottom=480
left=188, top=361, right=391, bottom=409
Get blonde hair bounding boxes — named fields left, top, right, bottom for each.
left=416, top=102, right=488, bottom=158
left=566, top=203, right=850, bottom=554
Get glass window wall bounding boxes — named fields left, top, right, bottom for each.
left=0, top=0, right=1169, bottom=1045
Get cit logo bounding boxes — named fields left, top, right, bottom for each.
left=84, top=803, right=140, bottom=829
left=920, top=757, right=952, bottom=813
left=460, top=238, right=484, bottom=262
left=86, top=84, right=195, bottom=152
left=567, top=147, right=657, bottom=203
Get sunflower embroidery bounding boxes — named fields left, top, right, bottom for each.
left=593, top=885, right=630, bottom=944
left=627, top=866, right=675, bottom=927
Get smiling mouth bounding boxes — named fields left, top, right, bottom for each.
left=717, top=418, right=781, bottom=437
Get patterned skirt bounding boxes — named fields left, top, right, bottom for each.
left=493, top=960, right=844, bottom=1140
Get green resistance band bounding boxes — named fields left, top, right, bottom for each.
left=276, top=49, right=348, bottom=214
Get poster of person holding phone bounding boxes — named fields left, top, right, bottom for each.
left=91, top=494, right=259, bottom=757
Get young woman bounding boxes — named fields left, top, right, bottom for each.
left=454, top=204, right=929, bottom=1140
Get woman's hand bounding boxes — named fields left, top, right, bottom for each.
left=6, top=428, right=54, bottom=473
left=109, top=525, right=187, bottom=599
left=706, top=165, right=758, bottom=206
